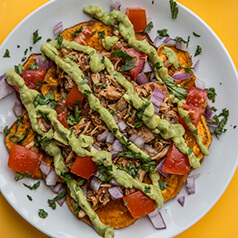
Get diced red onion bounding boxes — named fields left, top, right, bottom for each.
left=153, top=36, right=160, bottom=47
left=206, top=119, right=218, bottom=133
left=51, top=183, right=63, bottom=193
left=97, top=130, right=109, bottom=142
left=205, top=107, right=214, bottom=119
left=94, top=170, right=100, bottom=177
left=106, top=132, right=115, bottom=144
left=90, top=176, right=102, bottom=192
left=109, top=178, right=122, bottom=187
left=81, top=185, right=87, bottom=196
left=0, top=77, right=14, bottom=100
left=144, top=144, right=157, bottom=154
left=186, top=176, right=196, bottom=195
left=156, top=159, right=169, bottom=177
left=40, top=161, right=51, bottom=176
left=136, top=73, right=149, bottom=85
left=195, top=78, right=205, bottom=90
left=110, top=0, right=121, bottom=11
left=122, top=132, right=128, bottom=138
left=57, top=195, right=66, bottom=206
left=112, top=140, right=123, bottom=152
left=150, top=88, right=164, bottom=108
left=163, top=36, right=171, bottom=44
left=53, top=21, right=63, bottom=35
left=108, top=187, right=123, bottom=200
left=118, top=120, right=127, bottom=131
left=148, top=209, right=167, bottom=230
left=172, top=71, right=191, bottom=81
left=177, top=196, right=185, bottom=207
left=110, top=151, right=118, bottom=160
left=35, top=55, right=52, bottom=69
left=13, top=102, right=23, bottom=117
left=92, top=144, right=102, bottom=151
left=45, top=169, right=59, bottom=186
left=0, top=73, right=6, bottom=81
left=193, top=59, right=200, bottom=71
left=98, top=53, right=103, bottom=60
left=149, top=72, right=155, bottom=82
left=113, top=115, right=120, bottom=123
left=141, top=61, right=152, bottom=73
left=175, top=41, right=188, bottom=51
left=188, top=173, right=201, bottom=179
left=129, top=134, right=145, bottom=149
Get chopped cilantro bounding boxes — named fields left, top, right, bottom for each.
left=120, top=59, right=136, bottom=72
left=21, top=57, right=27, bottom=62
left=17, top=45, right=20, bottom=48
left=33, top=30, right=42, bottom=44
left=46, top=38, right=52, bottom=42
left=193, top=31, right=201, bottom=37
left=157, top=29, right=169, bottom=39
left=48, top=189, right=67, bottom=210
left=41, top=136, right=51, bottom=147
left=27, top=195, right=33, bottom=201
left=124, top=201, right=129, bottom=206
left=172, top=36, right=190, bottom=47
left=111, top=48, right=134, bottom=62
left=27, top=62, right=39, bottom=69
left=109, top=110, right=118, bottom=116
left=87, top=50, right=95, bottom=59
left=83, top=89, right=92, bottom=97
left=158, top=180, right=168, bottom=190
left=169, top=0, right=179, bottom=19
left=194, top=45, right=202, bottom=57
left=80, top=78, right=88, bottom=84
left=3, top=126, right=10, bottom=136
left=67, top=54, right=76, bottom=61
left=143, top=21, right=154, bottom=33
left=3, top=49, right=10, bottom=58
left=57, top=34, right=63, bottom=45
left=24, top=48, right=28, bottom=55
left=23, top=181, right=40, bottom=190
left=38, top=209, right=48, bottom=219
left=95, top=83, right=107, bottom=88
left=180, top=64, right=194, bottom=74
left=33, top=92, right=57, bottom=107
left=72, top=27, right=83, bottom=38
left=212, top=108, right=229, bottom=138
left=98, top=31, right=105, bottom=39
left=92, top=30, right=97, bottom=36
left=144, top=185, right=151, bottom=193
left=137, top=101, right=151, bottom=119
left=134, top=121, right=143, bottom=128
left=14, top=64, right=24, bottom=74
left=188, top=147, right=193, bottom=155
left=15, top=172, right=31, bottom=182
left=205, top=87, right=216, bottom=103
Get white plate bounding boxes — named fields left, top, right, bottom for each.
left=0, top=0, right=238, bottom=237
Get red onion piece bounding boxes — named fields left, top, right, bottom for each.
left=51, top=183, right=63, bottom=193
left=149, top=72, right=155, bottom=82
left=13, top=102, right=23, bottom=117
left=188, top=173, right=201, bottom=179
left=112, top=140, right=123, bottom=152
left=94, top=170, right=100, bottom=177
left=193, top=59, right=200, bottom=71
left=148, top=209, right=167, bottom=230
left=57, top=195, right=66, bottom=206
left=53, top=21, right=63, bottom=35
left=172, top=71, right=191, bottom=81
left=186, top=176, right=196, bottom=195
left=129, top=134, right=145, bottom=149
left=106, top=132, right=115, bottom=144
left=136, top=73, right=149, bottom=85
left=206, top=119, right=218, bottom=133
left=0, top=73, right=6, bottom=81
left=153, top=36, right=160, bottom=46
left=156, top=159, right=169, bottom=177
left=40, top=161, right=51, bottom=176
left=195, top=78, right=205, bottom=90
left=176, top=41, right=188, bottom=51
left=144, top=144, right=157, bottom=155
left=0, top=77, right=14, bottom=100
left=97, top=130, right=109, bottom=142
left=177, top=196, right=185, bottom=207
left=45, top=169, right=59, bottom=186
left=110, top=151, right=118, bottom=160
left=163, top=36, right=171, bottom=44
left=35, top=55, right=52, bottom=68
left=110, top=0, right=121, bottom=11
left=141, top=61, right=152, bottom=73
left=205, top=107, right=214, bottom=119
left=81, top=185, right=87, bottom=196
left=92, top=144, right=102, bottom=151
left=118, top=120, right=127, bottom=131
left=90, top=176, right=102, bottom=192
left=113, top=114, right=120, bottom=123
left=109, top=178, right=122, bottom=187
left=150, top=88, right=164, bottom=108
left=108, top=187, right=123, bottom=200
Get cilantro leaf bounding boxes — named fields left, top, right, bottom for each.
left=14, top=64, right=24, bottom=74
left=48, top=189, right=67, bottom=210
left=33, top=30, right=42, bottom=44
left=157, top=29, right=169, bottom=39
left=158, top=180, right=168, bottom=190
left=72, top=27, right=83, bottom=38
left=194, top=45, right=202, bottom=57
left=38, top=209, right=48, bottom=219
left=98, top=31, right=105, bottom=39
left=169, top=0, right=179, bottom=19
left=3, top=126, right=10, bottom=136
left=23, top=181, right=40, bottom=190
left=3, top=49, right=10, bottom=58
left=205, top=87, right=216, bottom=103
left=193, top=31, right=201, bottom=37
left=143, top=21, right=154, bottom=33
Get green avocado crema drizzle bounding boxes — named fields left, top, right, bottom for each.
left=6, top=69, right=164, bottom=238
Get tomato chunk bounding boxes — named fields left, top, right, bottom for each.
left=123, top=190, right=156, bottom=219
left=21, top=68, right=47, bottom=84
left=178, top=103, right=203, bottom=130
left=74, top=26, right=92, bottom=45
left=65, top=84, right=85, bottom=108
left=162, top=144, right=190, bottom=175
left=126, top=8, right=147, bottom=32
left=71, top=156, right=98, bottom=179
left=186, top=86, right=207, bottom=109
left=8, top=144, right=42, bottom=176
left=57, top=111, right=69, bottom=129
left=121, top=47, right=146, bottom=79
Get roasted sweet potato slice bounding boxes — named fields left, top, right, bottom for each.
left=66, top=195, right=136, bottom=229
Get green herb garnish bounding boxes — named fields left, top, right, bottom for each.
left=27, top=62, right=39, bottom=69
left=98, top=31, right=105, bottom=39
left=15, top=172, right=31, bottom=182
left=169, top=0, right=179, bottom=19
left=14, top=64, right=24, bottom=74
left=48, top=189, right=67, bottom=210
left=3, top=126, right=10, bottom=136
left=23, top=181, right=40, bottom=190
left=27, top=195, right=33, bottom=201
left=72, top=27, right=83, bottom=38
left=95, top=83, right=107, bottom=88
left=3, top=49, right=10, bottom=58
left=194, top=45, right=202, bottom=57
left=33, top=92, right=57, bottom=107
left=33, top=30, right=42, bottom=44
left=144, top=185, right=151, bottom=193
left=193, top=32, right=201, bottom=37
left=158, top=180, right=168, bottom=190
left=157, top=29, right=169, bottom=39
left=57, top=34, right=63, bottom=45
left=38, top=209, right=48, bottom=219
left=205, top=87, right=216, bottom=103
left=143, top=21, right=154, bottom=33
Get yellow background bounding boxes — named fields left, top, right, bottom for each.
left=0, top=0, right=238, bottom=237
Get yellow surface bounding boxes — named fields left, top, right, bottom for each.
left=0, top=0, right=238, bottom=237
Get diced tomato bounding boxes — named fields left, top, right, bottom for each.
left=121, top=47, right=146, bottom=79
left=57, top=111, right=69, bottom=129
left=186, top=86, right=207, bottom=109
left=178, top=103, right=203, bottom=130
left=126, top=8, right=147, bottom=32
left=71, top=156, right=98, bottom=179
left=20, top=68, right=47, bottom=84
left=74, top=26, right=92, bottom=45
left=162, top=144, right=190, bottom=175
left=123, top=190, right=156, bottom=219
left=65, top=84, right=85, bottom=108
left=8, top=144, right=42, bottom=176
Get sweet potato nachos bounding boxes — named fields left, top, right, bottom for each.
left=2, top=3, right=219, bottom=238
